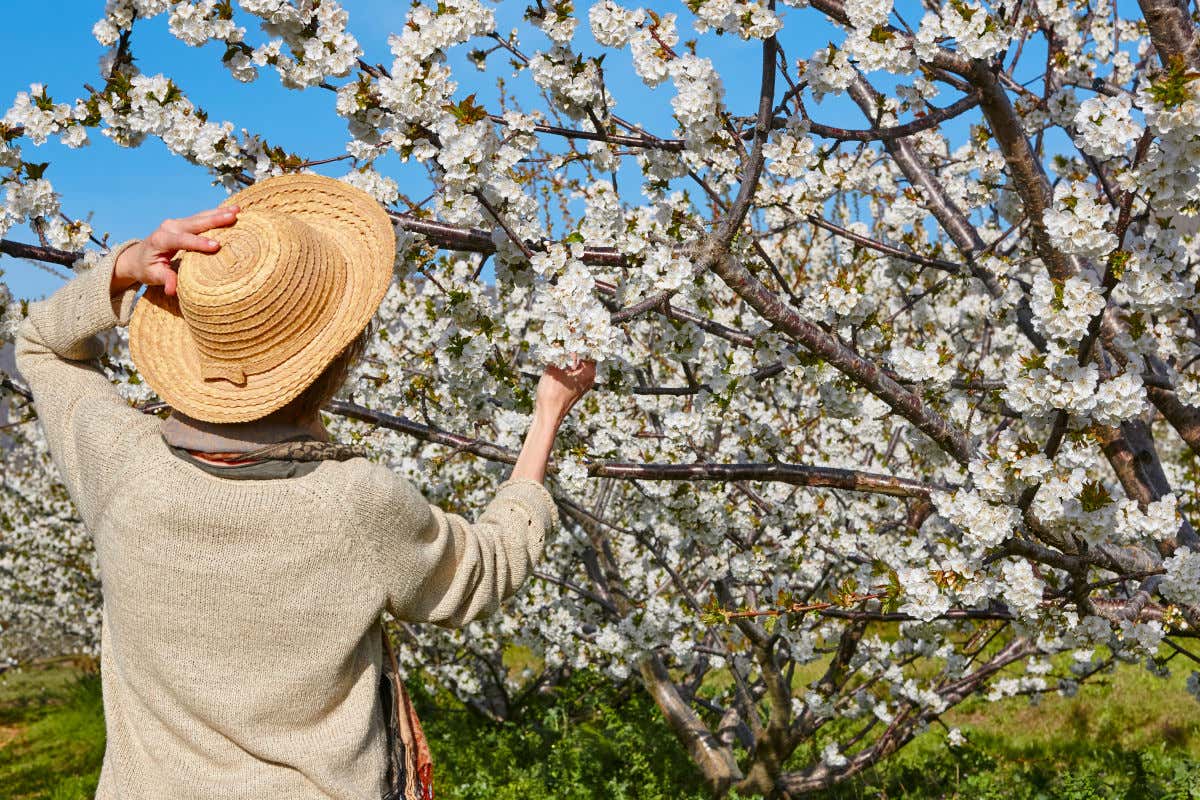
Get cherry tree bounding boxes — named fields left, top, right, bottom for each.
left=4, top=0, right=1200, bottom=794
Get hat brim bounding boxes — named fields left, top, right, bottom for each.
left=128, top=173, right=395, bottom=423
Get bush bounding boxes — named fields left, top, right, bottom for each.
left=412, top=670, right=712, bottom=800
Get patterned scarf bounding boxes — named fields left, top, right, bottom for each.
left=159, top=410, right=367, bottom=468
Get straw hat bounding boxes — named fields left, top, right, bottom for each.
left=128, top=173, right=395, bottom=423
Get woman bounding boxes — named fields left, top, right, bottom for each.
left=13, top=174, right=595, bottom=799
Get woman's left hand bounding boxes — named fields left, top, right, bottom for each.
left=111, top=206, right=240, bottom=296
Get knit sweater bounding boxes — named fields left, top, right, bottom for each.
left=13, top=243, right=560, bottom=800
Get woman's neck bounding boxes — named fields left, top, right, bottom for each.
left=260, top=410, right=329, bottom=442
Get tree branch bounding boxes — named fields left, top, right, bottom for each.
left=326, top=399, right=938, bottom=497
left=0, top=239, right=80, bottom=267
left=805, top=92, right=981, bottom=142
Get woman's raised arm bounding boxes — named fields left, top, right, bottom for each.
left=360, top=359, right=595, bottom=628
left=509, top=358, right=596, bottom=484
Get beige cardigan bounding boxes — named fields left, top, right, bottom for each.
left=13, top=243, right=559, bottom=799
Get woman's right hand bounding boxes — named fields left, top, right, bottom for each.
left=534, top=356, right=596, bottom=422
left=111, top=206, right=240, bottom=296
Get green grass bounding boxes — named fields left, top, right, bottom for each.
left=0, top=666, right=104, bottom=800
left=818, top=663, right=1200, bottom=799
left=4, top=661, right=1200, bottom=799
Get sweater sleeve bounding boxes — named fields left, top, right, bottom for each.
left=12, top=240, right=150, bottom=529
left=358, top=465, right=560, bottom=628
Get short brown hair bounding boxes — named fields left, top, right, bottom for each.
left=266, top=317, right=376, bottom=422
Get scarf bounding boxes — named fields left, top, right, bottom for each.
left=159, top=410, right=367, bottom=477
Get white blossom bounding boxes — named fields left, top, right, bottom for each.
left=588, top=0, right=643, bottom=47
left=1075, top=93, right=1143, bottom=159
left=1162, top=548, right=1200, bottom=608
left=821, top=741, right=848, bottom=768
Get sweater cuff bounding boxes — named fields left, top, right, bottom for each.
left=81, top=239, right=141, bottom=328
left=495, top=477, right=561, bottom=539
left=24, top=240, right=142, bottom=362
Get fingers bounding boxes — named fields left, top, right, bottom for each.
left=566, top=357, right=595, bottom=376
left=148, top=263, right=179, bottom=296
left=149, top=228, right=223, bottom=254
left=554, top=355, right=596, bottom=396
left=134, top=206, right=240, bottom=295
left=173, top=206, right=240, bottom=234
left=565, top=353, right=596, bottom=371
left=554, top=358, right=595, bottom=387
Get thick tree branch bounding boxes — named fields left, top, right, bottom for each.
left=1137, top=0, right=1200, bottom=69
left=965, top=59, right=1073, bottom=281
left=637, top=652, right=742, bottom=793
left=327, top=399, right=938, bottom=497
left=0, top=239, right=80, bottom=267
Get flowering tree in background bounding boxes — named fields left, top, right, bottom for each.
left=5, top=0, right=1200, bottom=794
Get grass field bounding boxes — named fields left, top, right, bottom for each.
left=3, top=660, right=1200, bottom=799
left=0, top=663, right=105, bottom=800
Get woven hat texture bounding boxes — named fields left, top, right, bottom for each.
left=129, top=173, right=395, bottom=423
